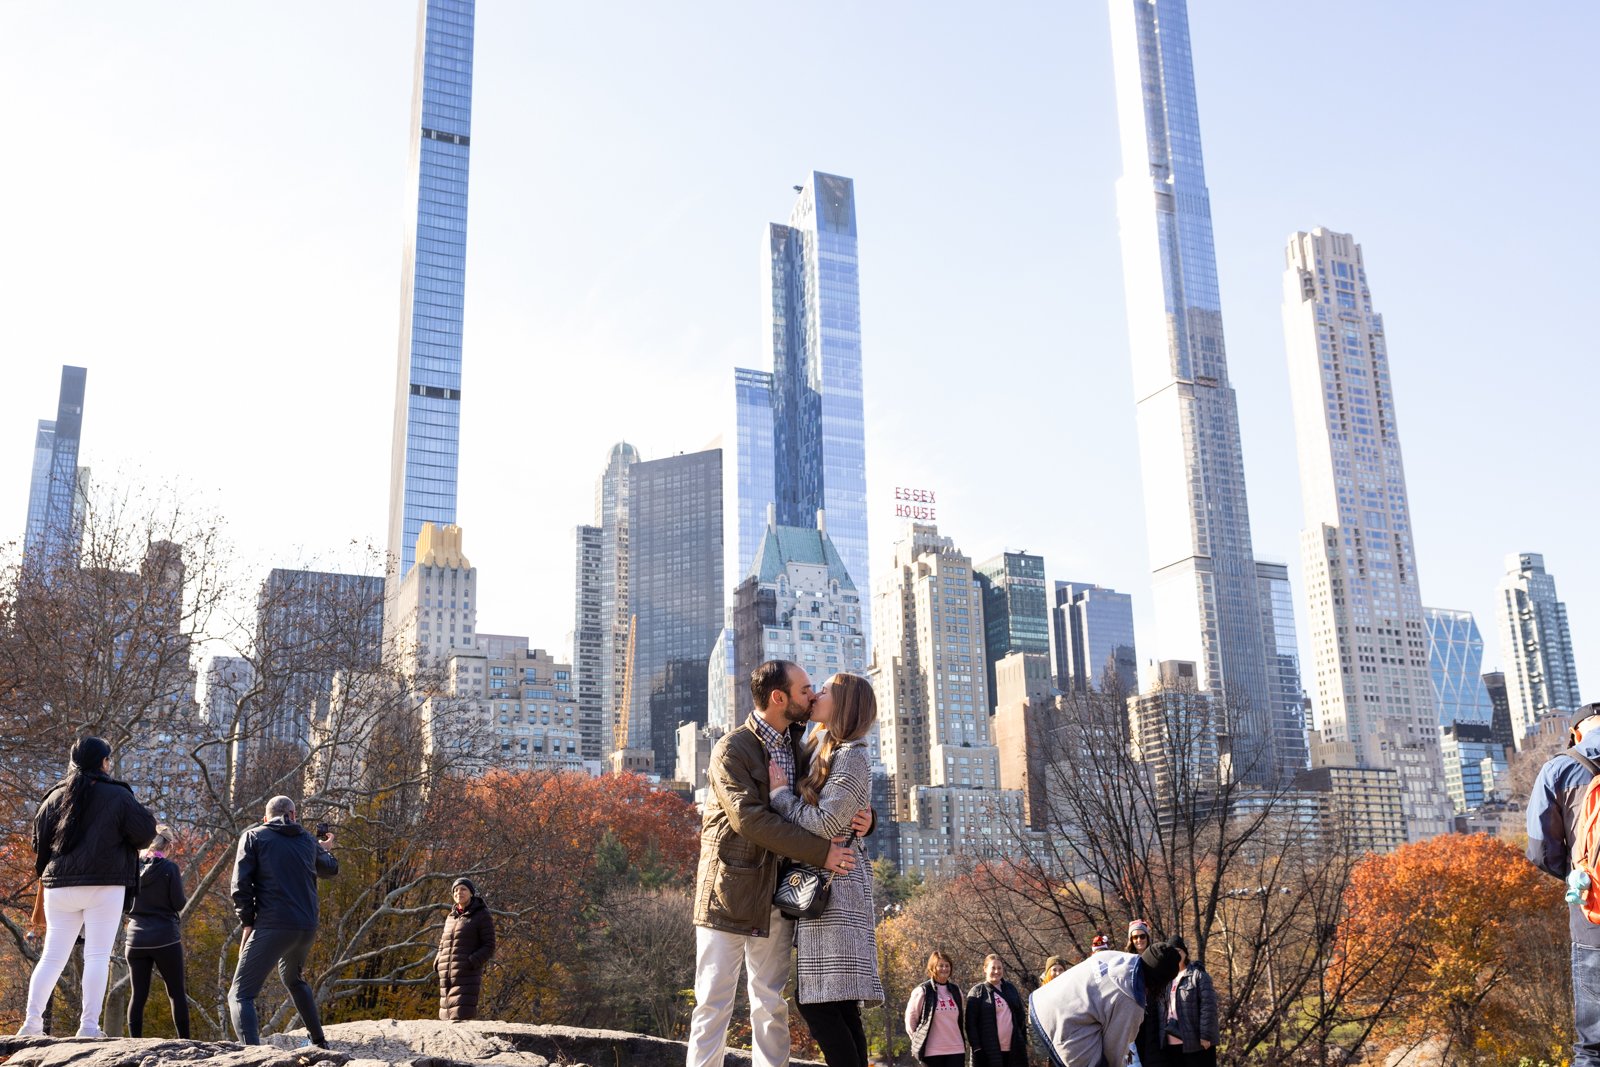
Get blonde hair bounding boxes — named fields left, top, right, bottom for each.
left=926, top=951, right=952, bottom=980
left=797, top=673, right=877, bottom=806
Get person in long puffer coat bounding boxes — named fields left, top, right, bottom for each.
left=437, top=877, right=495, bottom=1021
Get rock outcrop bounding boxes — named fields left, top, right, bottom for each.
left=0, top=1019, right=822, bottom=1067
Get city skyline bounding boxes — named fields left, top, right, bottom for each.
left=2, top=3, right=1594, bottom=694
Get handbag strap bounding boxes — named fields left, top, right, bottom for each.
left=822, top=828, right=859, bottom=887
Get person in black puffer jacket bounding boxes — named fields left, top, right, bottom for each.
left=965, top=954, right=1027, bottom=1067
left=18, top=736, right=158, bottom=1039
left=125, top=825, right=190, bottom=1037
left=437, top=878, right=496, bottom=1021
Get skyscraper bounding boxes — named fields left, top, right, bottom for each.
left=1108, top=0, right=1277, bottom=782
left=1423, top=608, right=1495, bottom=727
left=572, top=524, right=605, bottom=760
left=386, top=0, right=475, bottom=585
left=976, top=552, right=1050, bottom=712
left=1052, top=580, right=1138, bottom=697
left=627, top=449, right=724, bottom=777
left=1256, top=561, right=1309, bottom=776
left=871, top=523, right=1025, bottom=874
left=1496, top=552, right=1581, bottom=746
left=736, top=172, right=870, bottom=640
left=23, top=365, right=88, bottom=567
left=1282, top=227, right=1450, bottom=841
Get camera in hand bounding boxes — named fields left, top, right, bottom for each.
left=315, top=822, right=331, bottom=841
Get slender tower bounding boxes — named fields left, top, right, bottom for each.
left=387, top=0, right=475, bottom=586
left=736, top=172, right=871, bottom=643
left=1282, top=227, right=1451, bottom=841
left=1108, top=0, right=1278, bottom=782
left=23, top=365, right=88, bottom=568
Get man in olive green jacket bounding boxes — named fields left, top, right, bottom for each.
left=687, top=660, right=867, bottom=1067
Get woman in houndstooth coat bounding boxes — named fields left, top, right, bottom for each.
left=769, top=672, right=884, bottom=1067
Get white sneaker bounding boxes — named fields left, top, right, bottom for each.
left=75, top=1026, right=107, bottom=1039
left=15, top=1019, right=44, bottom=1037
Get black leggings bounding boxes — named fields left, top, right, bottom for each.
left=797, top=999, right=868, bottom=1067
left=127, top=942, right=189, bottom=1038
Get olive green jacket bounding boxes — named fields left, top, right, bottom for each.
left=693, top=717, right=831, bottom=937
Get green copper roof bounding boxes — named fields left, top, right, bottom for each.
left=749, top=523, right=856, bottom=591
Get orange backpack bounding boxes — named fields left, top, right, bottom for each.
left=1565, top=747, right=1600, bottom=925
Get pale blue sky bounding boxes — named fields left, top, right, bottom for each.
left=1, top=3, right=1594, bottom=694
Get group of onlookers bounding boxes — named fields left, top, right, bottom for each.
left=15, top=735, right=495, bottom=1043
left=901, top=926, right=1215, bottom=1067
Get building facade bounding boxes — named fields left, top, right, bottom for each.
left=386, top=0, right=475, bottom=584
left=1424, top=608, right=1495, bottom=727
left=1256, top=561, right=1309, bottom=777
left=445, top=635, right=583, bottom=773
left=1282, top=227, right=1450, bottom=842
left=571, top=523, right=604, bottom=759
left=870, top=523, right=1027, bottom=874
left=736, top=172, right=870, bottom=642
left=570, top=444, right=641, bottom=767
left=976, top=552, right=1050, bottom=712
left=23, top=365, right=88, bottom=568
left=730, top=517, right=867, bottom=699
left=626, top=449, right=724, bottom=777
left=1108, top=0, right=1278, bottom=782
left=1496, top=552, right=1581, bottom=747
left=1052, top=580, right=1138, bottom=697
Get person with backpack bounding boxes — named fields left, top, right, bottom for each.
left=1527, top=701, right=1600, bottom=1067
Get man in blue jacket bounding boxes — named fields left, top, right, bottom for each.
left=228, top=796, right=339, bottom=1047
left=1526, top=702, right=1600, bottom=1067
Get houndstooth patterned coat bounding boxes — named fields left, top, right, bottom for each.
left=770, top=740, right=885, bottom=1006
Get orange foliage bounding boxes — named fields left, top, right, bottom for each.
left=1334, top=833, right=1566, bottom=1060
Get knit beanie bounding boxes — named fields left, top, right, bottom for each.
left=451, top=877, right=477, bottom=897
left=1139, top=938, right=1183, bottom=991
left=71, top=736, right=111, bottom=773
left=1127, top=918, right=1151, bottom=939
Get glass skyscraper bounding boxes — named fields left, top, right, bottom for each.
left=1423, top=608, right=1495, bottom=727
left=737, top=172, right=870, bottom=642
left=387, top=0, right=475, bottom=583
left=733, top=366, right=775, bottom=582
left=627, top=449, right=724, bottom=777
left=976, top=552, right=1050, bottom=711
left=1108, top=0, right=1278, bottom=783
left=1053, top=580, right=1138, bottom=697
left=1282, top=227, right=1451, bottom=841
left=1256, top=561, right=1308, bottom=776
left=23, top=365, right=88, bottom=568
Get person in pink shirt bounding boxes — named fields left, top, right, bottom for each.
left=965, top=954, right=1027, bottom=1067
left=904, top=951, right=966, bottom=1067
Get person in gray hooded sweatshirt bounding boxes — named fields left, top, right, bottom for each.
left=1028, top=937, right=1184, bottom=1067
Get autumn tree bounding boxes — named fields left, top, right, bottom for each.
left=1332, top=833, right=1570, bottom=1066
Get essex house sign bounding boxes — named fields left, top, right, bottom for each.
left=893, top=486, right=937, bottom=521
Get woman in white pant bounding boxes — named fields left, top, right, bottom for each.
left=19, top=736, right=157, bottom=1038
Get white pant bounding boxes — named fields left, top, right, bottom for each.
left=685, top=909, right=795, bottom=1067
left=25, top=884, right=125, bottom=1035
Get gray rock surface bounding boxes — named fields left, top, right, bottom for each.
left=0, top=1020, right=824, bottom=1067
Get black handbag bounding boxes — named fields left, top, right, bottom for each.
left=772, top=830, right=857, bottom=920
left=773, top=862, right=833, bottom=919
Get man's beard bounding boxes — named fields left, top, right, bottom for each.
left=782, top=701, right=812, bottom=724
